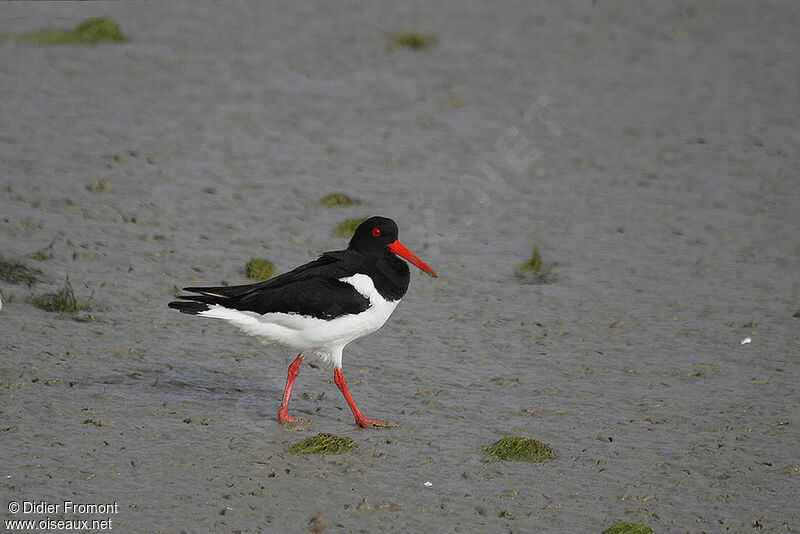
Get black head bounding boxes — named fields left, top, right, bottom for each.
left=347, top=216, right=437, bottom=277
left=347, top=216, right=399, bottom=253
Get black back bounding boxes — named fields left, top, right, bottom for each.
left=168, top=217, right=411, bottom=320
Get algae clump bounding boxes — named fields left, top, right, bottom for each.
left=387, top=30, right=437, bottom=50
left=287, top=433, right=356, bottom=455
left=0, top=257, right=41, bottom=286
left=245, top=258, right=275, bottom=281
left=319, top=193, right=362, bottom=207
left=481, top=436, right=556, bottom=463
left=332, top=218, right=367, bottom=238
left=602, top=523, right=654, bottom=534
left=21, top=18, right=126, bottom=45
left=30, top=275, right=91, bottom=313
left=515, top=245, right=556, bottom=284
left=519, top=246, right=544, bottom=273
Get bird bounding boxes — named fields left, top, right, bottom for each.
left=168, top=216, right=437, bottom=428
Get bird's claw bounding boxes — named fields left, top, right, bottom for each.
left=279, top=414, right=313, bottom=425
left=357, top=419, right=398, bottom=429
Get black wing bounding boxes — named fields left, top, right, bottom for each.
left=168, top=251, right=370, bottom=320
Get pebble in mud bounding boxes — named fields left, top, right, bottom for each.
left=386, top=30, right=437, bottom=50
left=87, top=179, right=113, bottom=193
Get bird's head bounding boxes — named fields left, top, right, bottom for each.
left=348, top=216, right=438, bottom=278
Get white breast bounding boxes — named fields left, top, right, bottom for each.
left=335, top=273, right=400, bottom=339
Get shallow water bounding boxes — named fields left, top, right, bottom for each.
left=1, top=2, right=798, bottom=532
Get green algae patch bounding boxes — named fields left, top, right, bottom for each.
left=20, top=18, right=126, bottom=45
left=519, top=246, right=544, bottom=273
left=0, top=257, right=41, bottom=286
left=387, top=30, right=437, bottom=50
left=319, top=193, right=363, bottom=207
left=30, top=276, right=91, bottom=313
left=481, top=436, right=556, bottom=463
left=72, top=18, right=126, bottom=43
left=515, top=245, right=556, bottom=284
left=287, top=433, right=355, bottom=455
left=332, top=218, right=367, bottom=238
left=245, top=258, right=275, bottom=281
left=601, top=523, right=653, bottom=534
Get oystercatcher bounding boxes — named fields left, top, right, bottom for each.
left=168, top=216, right=437, bottom=428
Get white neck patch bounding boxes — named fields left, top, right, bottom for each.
left=339, top=273, right=393, bottom=304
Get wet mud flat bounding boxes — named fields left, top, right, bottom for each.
left=1, top=2, right=799, bottom=532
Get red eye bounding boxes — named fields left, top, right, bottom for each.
left=372, top=228, right=381, bottom=237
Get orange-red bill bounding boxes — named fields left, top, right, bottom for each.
left=387, top=240, right=438, bottom=278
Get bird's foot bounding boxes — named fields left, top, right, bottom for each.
left=278, top=406, right=301, bottom=424
left=356, top=418, right=398, bottom=429
left=278, top=414, right=313, bottom=425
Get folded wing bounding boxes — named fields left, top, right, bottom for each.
left=168, top=252, right=370, bottom=320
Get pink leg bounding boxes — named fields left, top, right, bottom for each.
left=333, top=368, right=380, bottom=428
left=278, top=354, right=303, bottom=423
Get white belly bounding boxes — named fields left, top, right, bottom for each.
left=198, top=273, right=399, bottom=368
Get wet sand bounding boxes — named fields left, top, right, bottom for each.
left=1, top=2, right=798, bottom=532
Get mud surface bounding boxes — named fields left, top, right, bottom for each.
left=1, top=2, right=799, bottom=532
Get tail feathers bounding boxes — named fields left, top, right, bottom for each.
left=181, top=282, right=262, bottom=299
left=168, top=298, right=213, bottom=315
